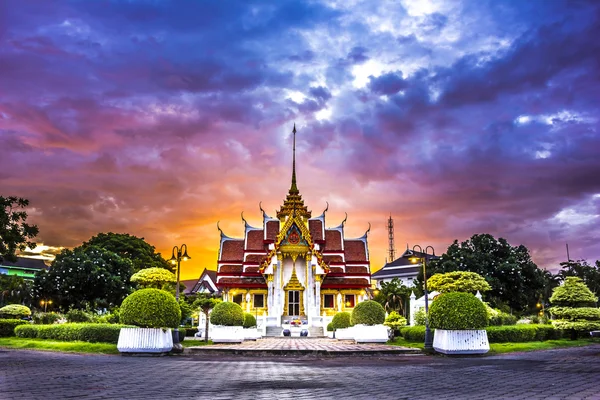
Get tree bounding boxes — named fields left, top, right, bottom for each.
left=427, top=271, right=491, bottom=294
left=193, top=294, right=221, bottom=343
left=0, top=196, right=39, bottom=263
left=82, top=232, right=172, bottom=273
left=130, top=267, right=176, bottom=289
left=558, top=260, right=600, bottom=298
left=374, top=278, right=412, bottom=317
left=0, top=275, right=33, bottom=307
left=417, top=234, right=546, bottom=312
left=549, top=277, right=600, bottom=339
left=33, top=245, right=133, bottom=310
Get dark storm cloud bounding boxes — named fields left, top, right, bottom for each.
left=1, top=0, right=599, bottom=275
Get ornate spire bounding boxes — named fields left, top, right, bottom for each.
left=291, top=123, right=298, bottom=194
left=277, top=124, right=311, bottom=220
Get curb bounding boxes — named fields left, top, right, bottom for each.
left=184, top=347, right=423, bottom=357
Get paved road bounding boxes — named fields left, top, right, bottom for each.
left=1, top=345, right=600, bottom=400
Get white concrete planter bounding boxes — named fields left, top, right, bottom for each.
left=117, top=327, right=173, bottom=354
left=210, top=325, right=244, bottom=343
left=334, top=327, right=355, bottom=340
left=243, top=327, right=261, bottom=341
left=433, top=329, right=490, bottom=354
left=353, top=324, right=389, bottom=343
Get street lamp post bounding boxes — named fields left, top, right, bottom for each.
left=40, top=299, right=52, bottom=312
left=169, top=244, right=191, bottom=352
left=409, top=245, right=435, bottom=352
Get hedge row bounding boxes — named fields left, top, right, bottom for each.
left=400, top=324, right=564, bottom=343
left=14, top=323, right=132, bottom=344
left=0, top=319, right=29, bottom=337
left=486, top=325, right=563, bottom=342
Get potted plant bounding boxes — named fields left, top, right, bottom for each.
left=351, top=300, right=389, bottom=343
left=243, top=313, right=261, bottom=340
left=209, top=301, right=244, bottom=343
left=117, top=288, right=181, bottom=354
left=429, top=292, right=489, bottom=354
left=331, top=312, right=354, bottom=339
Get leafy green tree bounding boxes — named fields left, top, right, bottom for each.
left=0, top=275, right=33, bottom=307
left=558, top=260, right=600, bottom=298
left=0, top=196, right=39, bottom=263
left=417, top=234, right=546, bottom=312
left=33, top=246, right=133, bottom=310
left=179, top=299, right=193, bottom=324
left=193, top=294, right=221, bottom=342
left=427, top=271, right=491, bottom=294
left=374, top=278, right=412, bottom=316
left=82, top=232, right=172, bottom=273
left=549, top=277, right=600, bottom=339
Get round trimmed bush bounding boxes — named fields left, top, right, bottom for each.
left=243, top=313, right=257, bottom=328
left=331, top=312, right=352, bottom=330
left=120, top=289, right=181, bottom=328
left=130, top=267, right=176, bottom=289
left=0, top=304, right=31, bottom=319
left=210, top=302, right=244, bottom=326
left=326, top=322, right=334, bottom=332
left=351, top=300, right=385, bottom=326
left=429, top=292, right=488, bottom=330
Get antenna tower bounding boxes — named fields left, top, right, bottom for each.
left=387, top=215, right=396, bottom=262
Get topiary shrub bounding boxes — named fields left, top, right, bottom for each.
left=549, top=277, right=600, bottom=339
left=384, top=311, right=407, bottom=333
left=414, top=308, right=427, bottom=326
left=120, top=289, right=181, bottom=329
left=326, top=322, right=334, bottom=332
left=0, top=319, right=29, bottom=337
left=331, top=312, right=352, bottom=330
left=32, top=312, right=62, bottom=325
left=429, top=292, right=488, bottom=330
left=351, top=300, right=386, bottom=326
left=210, top=302, right=244, bottom=326
left=243, top=313, right=257, bottom=328
left=427, top=271, right=491, bottom=293
left=130, top=267, right=176, bottom=289
left=0, top=304, right=31, bottom=319
left=65, top=309, right=93, bottom=323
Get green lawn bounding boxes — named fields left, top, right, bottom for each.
left=0, top=337, right=119, bottom=355
left=181, top=339, right=213, bottom=347
left=0, top=337, right=211, bottom=354
left=388, top=336, right=600, bottom=354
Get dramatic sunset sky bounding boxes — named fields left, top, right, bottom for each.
left=1, top=0, right=599, bottom=280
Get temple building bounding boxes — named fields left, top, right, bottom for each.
left=215, top=126, right=371, bottom=329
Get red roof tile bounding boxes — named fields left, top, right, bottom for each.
left=346, top=266, right=369, bottom=274
left=244, top=266, right=260, bottom=274
left=344, top=240, right=367, bottom=262
left=323, top=255, right=343, bottom=264
left=324, top=229, right=342, bottom=251
left=328, top=267, right=344, bottom=274
left=220, top=240, right=244, bottom=261
left=218, top=265, right=243, bottom=274
left=321, top=277, right=370, bottom=288
left=266, top=221, right=279, bottom=241
left=309, top=220, right=323, bottom=241
left=216, top=277, right=267, bottom=288
left=244, top=254, right=266, bottom=263
left=246, top=230, right=265, bottom=251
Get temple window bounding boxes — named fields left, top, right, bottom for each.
left=232, top=294, right=243, bottom=305
left=323, top=294, right=335, bottom=308
left=345, top=294, right=355, bottom=308
left=253, top=294, right=265, bottom=308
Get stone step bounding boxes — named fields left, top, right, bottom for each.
left=264, top=325, right=325, bottom=337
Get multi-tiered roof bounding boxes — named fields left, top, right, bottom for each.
left=215, top=125, right=371, bottom=290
